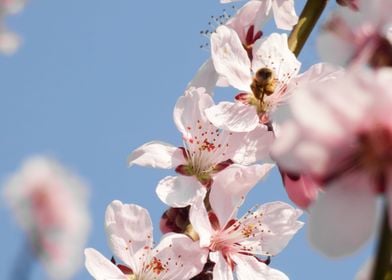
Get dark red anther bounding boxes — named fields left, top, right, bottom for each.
left=255, top=256, right=271, bottom=265
left=253, top=30, right=263, bottom=43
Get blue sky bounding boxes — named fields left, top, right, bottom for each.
left=0, top=1, right=376, bottom=279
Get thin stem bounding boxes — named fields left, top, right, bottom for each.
left=372, top=205, right=392, bottom=280
left=288, top=0, right=329, bottom=56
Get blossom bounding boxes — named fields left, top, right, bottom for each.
left=128, top=87, right=273, bottom=207
left=206, top=25, right=301, bottom=132
left=318, top=0, right=392, bottom=67
left=189, top=163, right=303, bottom=279
left=220, top=0, right=298, bottom=30
left=3, top=156, right=90, bottom=279
left=0, top=0, right=26, bottom=54
left=85, top=200, right=207, bottom=280
left=271, top=68, right=392, bottom=257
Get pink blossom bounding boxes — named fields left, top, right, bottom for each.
left=318, top=0, right=392, bottom=68
left=189, top=164, right=303, bottom=279
left=221, top=0, right=298, bottom=30
left=128, top=87, right=273, bottom=207
left=272, top=69, right=392, bottom=257
left=206, top=25, right=301, bottom=132
left=3, top=156, right=90, bottom=279
left=85, top=200, right=207, bottom=280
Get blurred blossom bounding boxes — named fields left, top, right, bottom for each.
left=318, top=0, right=392, bottom=68
left=272, top=69, right=392, bottom=257
left=3, top=156, right=91, bottom=279
left=0, top=0, right=26, bottom=54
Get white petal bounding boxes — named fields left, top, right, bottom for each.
left=232, top=125, right=275, bottom=165
left=128, top=141, right=185, bottom=169
left=252, top=201, right=303, bottom=256
left=309, top=174, right=377, bottom=258
left=210, top=164, right=274, bottom=227
left=272, top=0, right=298, bottom=30
left=210, top=251, right=234, bottom=280
left=189, top=195, right=213, bottom=247
left=84, top=248, right=127, bottom=280
left=233, top=254, right=288, bottom=280
left=153, top=233, right=208, bottom=280
left=105, top=201, right=153, bottom=271
left=173, top=87, right=214, bottom=138
left=187, top=58, right=218, bottom=94
left=252, top=33, right=300, bottom=81
left=211, top=25, right=252, bottom=92
left=156, top=175, right=206, bottom=207
left=205, top=101, right=259, bottom=132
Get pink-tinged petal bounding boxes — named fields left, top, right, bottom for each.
left=232, top=125, right=275, bottom=165
left=292, top=63, right=344, bottom=87
left=211, top=25, right=252, bottom=92
left=226, top=1, right=265, bottom=43
left=210, top=164, right=274, bottom=227
left=128, top=141, right=186, bottom=169
left=189, top=196, right=214, bottom=247
left=250, top=201, right=303, bottom=256
left=281, top=171, right=320, bottom=209
left=317, top=27, right=355, bottom=66
left=153, top=233, right=208, bottom=280
left=156, top=175, right=207, bottom=207
left=309, top=174, right=377, bottom=257
left=252, top=33, right=300, bottom=80
left=205, top=101, right=259, bottom=133
left=173, top=87, right=214, bottom=138
left=272, top=0, right=298, bottom=30
left=105, top=201, right=153, bottom=271
left=187, top=58, right=218, bottom=94
left=84, top=248, right=127, bottom=280
left=232, top=254, right=289, bottom=280
left=210, top=251, right=234, bottom=280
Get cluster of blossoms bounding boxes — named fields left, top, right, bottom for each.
left=3, top=156, right=91, bottom=279
left=4, top=0, right=392, bottom=279
left=0, top=0, right=26, bottom=54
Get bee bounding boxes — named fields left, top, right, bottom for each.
left=250, top=67, right=277, bottom=101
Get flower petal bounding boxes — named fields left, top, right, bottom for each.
left=309, top=174, right=377, bottom=257
left=153, top=233, right=208, bottom=280
left=128, top=141, right=185, bottom=169
left=205, top=101, right=259, bottom=133
left=211, top=25, right=252, bottom=92
left=232, top=254, right=289, bottom=280
left=249, top=201, right=303, bottom=256
left=210, top=251, right=234, bottom=280
left=252, top=33, right=300, bottom=81
left=189, top=195, right=214, bottom=247
left=105, top=201, right=153, bottom=271
left=156, top=175, right=206, bottom=207
left=173, top=87, right=214, bottom=138
left=84, top=248, right=127, bottom=280
left=210, top=164, right=274, bottom=227
left=272, top=0, right=298, bottom=30
left=187, top=58, right=218, bottom=94
left=232, top=124, right=275, bottom=165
